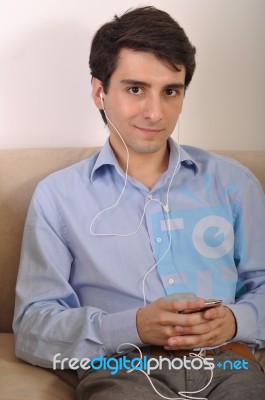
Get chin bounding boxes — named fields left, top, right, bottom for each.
left=130, top=141, right=167, bottom=154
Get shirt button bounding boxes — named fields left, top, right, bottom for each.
left=156, top=237, right=162, bottom=243
left=168, top=278, right=175, bottom=285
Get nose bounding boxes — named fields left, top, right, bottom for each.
left=142, top=94, right=163, bottom=122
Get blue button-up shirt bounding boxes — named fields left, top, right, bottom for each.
left=13, top=139, right=265, bottom=371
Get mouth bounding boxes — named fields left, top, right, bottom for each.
left=134, top=126, right=164, bottom=134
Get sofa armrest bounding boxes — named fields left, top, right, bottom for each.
left=0, top=333, right=78, bottom=400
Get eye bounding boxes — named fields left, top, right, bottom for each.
left=128, top=87, right=143, bottom=95
left=165, top=88, right=178, bottom=97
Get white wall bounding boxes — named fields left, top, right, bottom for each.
left=0, top=0, right=264, bottom=150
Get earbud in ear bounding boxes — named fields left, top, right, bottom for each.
left=100, top=91, right=104, bottom=110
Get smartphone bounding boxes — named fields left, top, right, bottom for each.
left=180, top=299, right=222, bottom=314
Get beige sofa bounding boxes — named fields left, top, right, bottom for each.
left=0, top=147, right=265, bottom=399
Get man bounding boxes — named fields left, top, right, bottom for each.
left=13, top=6, right=265, bottom=399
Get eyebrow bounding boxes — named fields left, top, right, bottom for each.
left=120, top=79, right=185, bottom=90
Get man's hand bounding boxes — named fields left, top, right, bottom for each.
left=136, top=297, right=205, bottom=345
left=165, top=306, right=237, bottom=350
left=136, top=298, right=237, bottom=349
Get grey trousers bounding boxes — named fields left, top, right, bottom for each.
left=76, top=350, right=265, bottom=400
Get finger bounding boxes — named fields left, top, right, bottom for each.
left=165, top=334, right=206, bottom=349
left=166, top=318, right=226, bottom=348
left=173, top=310, right=209, bottom=327
left=203, top=305, right=226, bottom=320
left=174, top=318, right=217, bottom=335
left=165, top=329, right=221, bottom=349
left=163, top=297, right=205, bottom=313
left=165, top=304, right=227, bottom=333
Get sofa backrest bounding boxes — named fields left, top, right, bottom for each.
left=0, top=147, right=100, bottom=332
left=0, top=148, right=264, bottom=333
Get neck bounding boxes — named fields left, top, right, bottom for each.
left=110, top=138, right=170, bottom=190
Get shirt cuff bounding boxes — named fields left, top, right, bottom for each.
left=226, top=303, right=257, bottom=344
left=101, top=308, right=144, bottom=356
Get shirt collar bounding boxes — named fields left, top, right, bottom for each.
left=90, top=138, right=199, bottom=183
left=168, top=138, right=199, bottom=175
left=90, top=139, right=122, bottom=182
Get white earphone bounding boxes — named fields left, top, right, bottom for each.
left=100, top=91, right=105, bottom=110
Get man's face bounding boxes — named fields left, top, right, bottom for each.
left=94, top=48, right=186, bottom=157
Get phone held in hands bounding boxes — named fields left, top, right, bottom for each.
left=180, top=299, right=223, bottom=314
left=164, top=293, right=222, bottom=313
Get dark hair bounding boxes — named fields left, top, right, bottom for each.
left=89, top=6, right=196, bottom=123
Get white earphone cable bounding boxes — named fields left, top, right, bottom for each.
left=117, top=343, right=214, bottom=400
left=90, top=98, right=214, bottom=399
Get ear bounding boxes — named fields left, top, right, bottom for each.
left=92, top=78, right=104, bottom=110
